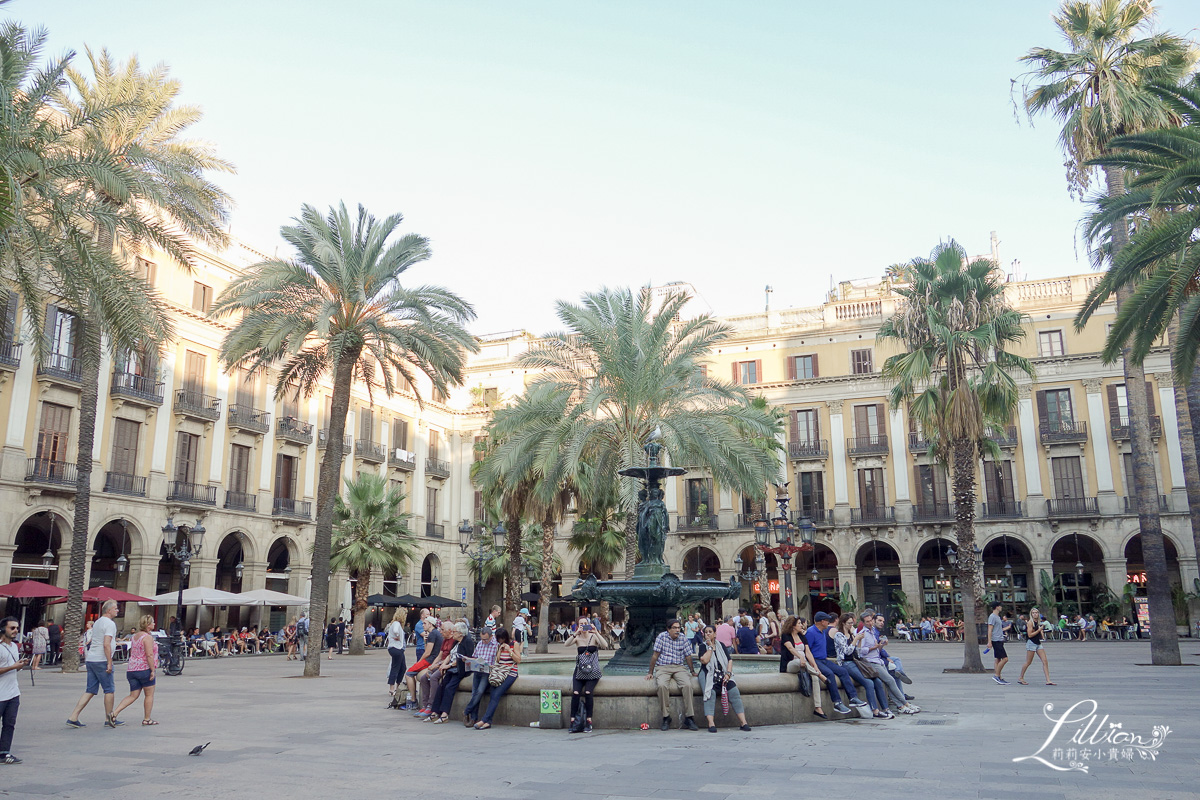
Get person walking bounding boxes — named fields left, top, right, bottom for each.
left=67, top=599, right=122, bottom=729
left=295, top=612, right=310, bottom=659
left=45, top=620, right=61, bottom=666
left=325, top=618, right=338, bottom=660
left=29, top=622, right=48, bottom=671
left=336, top=617, right=347, bottom=655
left=986, top=602, right=1009, bottom=685
left=565, top=618, right=604, bottom=733
left=1017, top=608, right=1054, bottom=686
left=385, top=609, right=407, bottom=698
left=512, top=608, right=531, bottom=649
left=645, top=619, right=698, bottom=731
left=0, top=616, right=28, bottom=763
left=111, top=615, right=158, bottom=726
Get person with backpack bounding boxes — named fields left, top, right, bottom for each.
left=295, top=613, right=310, bottom=659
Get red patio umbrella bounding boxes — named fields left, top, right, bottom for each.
left=0, top=580, right=67, bottom=599
left=82, top=587, right=154, bottom=604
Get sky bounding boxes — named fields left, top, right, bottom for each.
left=21, top=1, right=1200, bottom=335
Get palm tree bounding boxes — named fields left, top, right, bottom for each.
left=1020, top=0, right=1194, bottom=665
left=36, top=50, right=234, bottom=671
left=331, top=474, right=418, bottom=656
left=212, top=202, right=478, bottom=677
left=879, top=240, right=1034, bottom=672
left=472, top=435, right=535, bottom=620
left=504, top=286, right=781, bottom=576
left=566, top=510, right=625, bottom=630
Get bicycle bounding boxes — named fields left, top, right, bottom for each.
left=161, top=635, right=186, bottom=676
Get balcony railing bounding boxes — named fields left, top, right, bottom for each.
left=1122, top=495, right=1171, bottom=514
left=1046, top=497, right=1098, bottom=518
left=389, top=450, right=416, bottom=471
left=788, top=439, right=828, bottom=459
left=110, top=371, right=164, bottom=405
left=912, top=502, right=954, bottom=523
left=988, top=426, right=1019, bottom=448
left=356, top=439, right=386, bottom=463
left=847, top=434, right=889, bottom=456
left=908, top=432, right=931, bottom=453
left=174, top=389, right=221, bottom=421
left=272, top=497, right=311, bottom=520
left=791, top=508, right=831, bottom=527
left=981, top=501, right=1023, bottom=519
left=166, top=481, right=217, bottom=506
left=735, top=513, right=761, bottom=529
left=224, top=490, right=258, bottom=512
left=676, top=514, right=719, bottom=532
left=425, top=457, right=450, bottom=479
left=0, top=339, right=21, bottom=369
left=1110, top=414, right=1162, bottom=441
left=425, top=522, right=445, bottom=539
left=228, top=404, right=270, bottom=434
left=850, top=506, right=895, bottom=525
left=25, top=458, right=76, bottom=487
left=316, top=429, right=352, bottom=453
left=37, top=353, right=81, bottom=384
left=1039, top=420, right=1087, bottom=445
left=276, top=417, right=313, bottom=445
left=103, top=472, right=146, bottom=497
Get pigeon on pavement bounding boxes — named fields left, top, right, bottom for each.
left=188, top=742, right=211, bottom=756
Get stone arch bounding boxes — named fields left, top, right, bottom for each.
left=1118, top=527, right=1184, bottom=559
left=1049, top=532, right=1106, bottom=616
left=980, top=533, right=1035, bottom=612
left=680, top=545, right=721, bottom=579
left=1122, top=532, right=1182, bottom=593
left=855, top=540, right=901, bottom=621
left=266, top=536, right=299, bottom=572
left=914, top=536, right=959, bottom=619
left=91, top=518, right=138, bottom=590
left=92, top=513, right=152, bottom=555
left=12, top=510, right=68, bottom=575
left=420, top=552, right=441, bottom=597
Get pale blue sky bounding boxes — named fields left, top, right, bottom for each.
left=22, top=1, right=1199, bottom=334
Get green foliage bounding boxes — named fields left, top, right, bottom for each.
left=837, top=582, right=859, bottom=615
left=1037, top=570, right=1060, bottom=619
left=330, top=473, right=418, bottom=582
left=1090, top=583, right=1124, bottom=621
left=889, top=588, right=913, bottom=621
left=470, top=524, right=562, bottom=583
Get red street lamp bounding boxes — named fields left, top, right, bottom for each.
left=757, top=488, right=813, bottom=616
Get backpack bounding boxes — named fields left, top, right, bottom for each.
left=296, top=618, right=309, bottom=637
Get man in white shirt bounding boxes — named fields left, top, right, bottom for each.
left=0, top=616, right=28, bottom=762
left=512, top=608, right=530, bottom=648
left=67, top=599, right=123, bottom=728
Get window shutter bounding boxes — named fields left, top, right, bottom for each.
left=1144, top=381, right=1156, bottom=415
left=914, top=465, right=924, bottom=506
left=731, top=362, right=739, bottom=385
left=1035, top=390, right=1048, bottom=424
left=810, top=354, right=819, bottom=378
left=789, top=410, right=799, bottom=442
left=786, top=356, right=796, bottom=381
left=699, top=364, right=707, bottom=380
left=876, top=403, right=886, bottom=435
left=1106, top=384, right=1119, bottom=420
left=42, top=304, right=56, bottom=353
left=289, top=457, right=298, bottom=500
left=813, top=411, right=821, bottom=439
left=754, top=359, right=762, bottom=384
left=110, top=419, right=138, bottom=475
left=274, top=453, right=285, bottom=499
left=854, top=405, right=867, bottom=438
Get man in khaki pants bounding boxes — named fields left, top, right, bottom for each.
left=645, top=619, right=698, bottom=731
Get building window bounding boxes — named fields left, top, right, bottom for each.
left=428, top=428, right=440, bottom=459
left=360, top=407, right=374, bottom=442
left=45, top=305, right=81, bottom=371
left=851, top=349, right=874, bottom=374
left=857, top=468, right=885, bottom=512
left=983, top=460, right=1016, bottom=509
left=482, top=387, right=499, bottom=404
left=1039, top=388, right=1074, bottom=426
left=281, top=389, right=299, bottom=420
left=174, top=432, right=200, bottom=484
left=1051, top=456, right=1085, bottom=500
left=736, top=360, right=760, bottom=385
left=109, top=418, right=139, bottom=477
left=853, top=403, right=883, bottom=439
left=790, top=354, right=818, bottom=380
left=1038, top=330, right=1065, bottom=357
left=426, top=486, right=439, bottom=519
left=797, top=471, right=825, bottom=515
left=233, top=366, right=257, bottom=407
left=37, top=403, right=71, bottom=463
left=393, top=419, right=409, bottom=451
left=229, top=444, right=251, bottom=494
left=183, top=351, right=206, bottom=393
left=192, top=281, right=213, bottom=313
left=685, top=478, right=712, bottom=519
left=134, top=257, right=156, bottom=285
left=792, top=408, right=820, bottom=444
left=914, top=464, right=948, bottom=511
left=275, top=453, right=298, bottom=500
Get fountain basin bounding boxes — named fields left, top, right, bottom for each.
left=518, top=654, right=782, bottom=675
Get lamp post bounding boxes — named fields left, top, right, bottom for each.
left=756, top=491, right=813, bottom=616
left=162, top=517, right=206, bottom=644
left=459, top=519, right=505, bottom=627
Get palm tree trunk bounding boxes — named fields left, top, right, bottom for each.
left=348, top=567, right=369, bottom=656
left=60, top=317, right=102, bottom=673
left=536, top=511, right=554, bottom=654
left=304, top=349, right=358, bottom=677
left=505, top=516, right=521, bottom=621
left=1105, top=165, right=1181, bottom=666
left=1186, top=361, right=1200, bottom=575
left=952, top=437, right=985, bottom=673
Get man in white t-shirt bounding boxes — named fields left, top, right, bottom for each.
left=0, top=616, right=29, bottom=762
left=512, top=608, right=530, bottom=647
left=67, top=599, right=123, bottom=728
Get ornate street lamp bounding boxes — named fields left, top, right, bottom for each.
left=162, top=517, right=206, bottom=658
left=459, top=519, right=496, bottom=626
left=115, top=519, right=128, bottom=575
left=756, top=488, right=812, bottom=616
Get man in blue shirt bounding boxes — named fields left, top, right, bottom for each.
left=805, top=611, right=865, bottom=715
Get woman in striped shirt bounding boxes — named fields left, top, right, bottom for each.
left=475, top=628, right=521, bottom=730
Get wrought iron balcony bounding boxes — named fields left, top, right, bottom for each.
left=425, top=457, right=450, bottom=479
left=908, top=432, right=931, bottom=453
left=272, top=497, right=311, bottom=520
left=912, top=502, right=955, bottom=523
left=276, top=417, right=313, bottom=445
left=788, top=439, right=829, bottom=460
left=847, top=434, right=889, bottom=456
left=425, top=522, right=445, bottom=539
left=735, top=513, right=760, bottom=529
left=103, top=472, right=146, bottom=497
left=111, top=371, right=164, bottom=405
left=174, top=389, right=221, bottom=421
left=224, top=490, right=258, bottom=512
left=1046, top=497, right=1098, bottom=518
left=1110, top=414, right=1162, bottom=441
left=356, top=439, right=386, bottom=463
left=316, top=429, right=351, bottom=453
left=988, top=426, right=1019, bottom=448
left=167, top=480, right=217, bottom=507
left=981, top=501, right=1023, bottom=519
left=228, top=404, right=270, bottom=434
left=677, top=514, right=719, bottom=532
left=37, top=353, right=81, bottom=384
left=790, top=508, right=831, bottom=527
left=850, top=506, right=895, bottom=525
left=25, top=458, right=76, bottom=488
left=389, top=450, right=416, bottom=471
left=1122, top=495, right=1170, bottom=514
left=0, top=339, right=21, bottom=369
left=1039, top=420, right=1087, bottom=445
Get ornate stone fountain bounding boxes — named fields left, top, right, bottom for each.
left=573, top=435, right=741, bottom=674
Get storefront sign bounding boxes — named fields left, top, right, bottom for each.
left=751, top=580, right=780, bottom=594
left=1134, top=597, right=1150, bottom=635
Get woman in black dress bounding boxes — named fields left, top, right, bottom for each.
left=564, top=618, right=605, bottom=733
left=325, top=618, right=339, bottom=660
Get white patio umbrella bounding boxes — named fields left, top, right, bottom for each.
left=142, top=587, right=244, bottom=606
left=230, top=588, right=310, bottom=606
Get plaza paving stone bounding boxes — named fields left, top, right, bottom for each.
left=3, top=640, right=1197, bottom=799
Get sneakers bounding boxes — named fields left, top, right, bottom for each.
left=848, top=698, right=869, bottom=707
left=65, top=719, right=85, bottom=728
left=739, top=724, right=752, bottom=731
left=832, top=702, right=851, bottom=714
left=900, top=705, right=920, bottom=714
left=904, top=694, right=915, bottom=701
left=0, top=754, right=20, bottom=764
left=896, top=671, right=913, bottom=685
left=993, top=676, right=1009, bottom=685
left=584, top=722, right=592, bottom=733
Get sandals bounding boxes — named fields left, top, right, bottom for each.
left=1046, top=682, right=1056, bottom=685
left=142, top=719, right=159, bottom=726
left=474, top=722, right=491, bottom=730
left=1017, top=680, right=1028, bottom=685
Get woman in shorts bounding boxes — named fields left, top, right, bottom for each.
left=1017, top=608, right=1054, bottom=686
left=112, top=615, right=159, bottom=725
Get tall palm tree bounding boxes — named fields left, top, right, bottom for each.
left=212, top=202, right=478, bottom=677
left=879, top=240, right=1034, bottom=673
left=503, top=286, right=781, bottom=576
left=472, top=434, right=535, bottom=620
left=38, top=50, right=234, bottom=671
left=566, top=508, right=625, bottom=630
left=331, top=473, right=417, bottom=656
left=1020, top=0, right=1194, bottom=665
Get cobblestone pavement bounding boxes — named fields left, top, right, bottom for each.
left=4, top=640, right=1197, bottom=799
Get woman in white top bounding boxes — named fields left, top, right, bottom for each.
left=385, top=609, right=407, bottom=695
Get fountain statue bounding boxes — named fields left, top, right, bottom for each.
left=574, top=433, right=741, bottom=674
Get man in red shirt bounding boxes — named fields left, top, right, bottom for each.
left=715, top=616, right=736, bottom=649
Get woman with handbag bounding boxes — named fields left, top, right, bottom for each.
left=833, top=614, right=890, bottom=719
left=697, top=626, right=751, bottom=733
left=476, top=628, right=521, bottom=730
left=779, top=615, right=827, bottom=719
left=564, top=618, right=604, bottom=733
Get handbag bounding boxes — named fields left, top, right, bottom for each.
left=488, top=659, right=513, bottom=686
left=797, top=669, right=813, bottom=697
left=574, top=649, right=602, bottom=681
left=853, top=656, right=878, bottom=679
